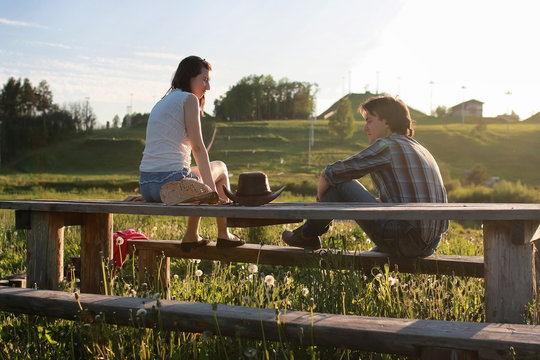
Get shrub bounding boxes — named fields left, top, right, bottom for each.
left=491, top=180, right=540, bottom=203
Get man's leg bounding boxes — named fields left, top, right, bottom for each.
left=301, top=180, right=378, bottom=237
left=283, top=180, right=377, bottom=249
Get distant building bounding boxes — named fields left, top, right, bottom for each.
left=496, top=111, right=520, bottom=122
left=448, top=99, right=483, bottom=118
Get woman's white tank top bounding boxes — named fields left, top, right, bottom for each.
left=139, top=90, right=194, bottom=172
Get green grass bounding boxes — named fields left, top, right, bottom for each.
left=0, top=117, right=539, bottom=358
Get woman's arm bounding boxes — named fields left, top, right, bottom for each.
left=184, top=94, right=216, bottom=192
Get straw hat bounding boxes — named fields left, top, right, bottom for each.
left=223, top=172, right=285, bottom=206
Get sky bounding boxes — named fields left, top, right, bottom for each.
left=1, top=0, right=539, bottom=125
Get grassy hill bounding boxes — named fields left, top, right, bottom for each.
left=523, top=112, right=540, bottom=123
left=4, top=116, right=540, bottom=192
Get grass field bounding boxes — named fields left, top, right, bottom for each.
left=0, top=117, right=539, bottom=359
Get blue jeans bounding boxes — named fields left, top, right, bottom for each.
left=300, top=180, right=437, bottom=257
left=139, top=169, right=198, bottom=202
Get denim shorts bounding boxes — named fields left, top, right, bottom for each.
left=139, top=169, right=198, bottom=202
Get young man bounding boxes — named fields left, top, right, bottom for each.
left=282, top=95, right=448, bottom=257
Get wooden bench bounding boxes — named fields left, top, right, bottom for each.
left=1, top=287, right=539, bottom=359
left=130, top=240, right=484, bottom=298
left=1, top=199, right=539, bottom=325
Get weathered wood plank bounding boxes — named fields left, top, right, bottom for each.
left=137, top=250, right=170, bottom=298
left=80, top=213, right=113, bottom=294
left=0, top=287, right=538, bottom=359
left=1, top=200, right=540, bottom=221
left=130, top=240, right=484, bottom=277
left=26, top=212, right=64, bottom=290
left=484, top=220, right=539, bottom=323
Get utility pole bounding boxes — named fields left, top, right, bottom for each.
left=461, top=85, right=466, bottom=125
left=505, top=90, right=512, bottom=138
left=429, top=81, right=434, bottom=115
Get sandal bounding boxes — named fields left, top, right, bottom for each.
left=180, top=238, right=210, bottom=252
left=216, top=234, right=246, bottom=248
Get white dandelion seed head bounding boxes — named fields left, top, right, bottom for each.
left=244, top=348, right=257, bottom=358
left=301, top=288, right=309, bottom=297
left=248, top=274, right=254, bottom=281
left=195, top=269, right=203, bottom=277
left=388, top=276, right=399, bottom=287
left=136, top=308, right=147, bottom=317
left=284, top=276, right=292, bottom=285
left=247, top=264, right=258, bottom=274
left=173, top=274, right=179, bottom=280
left=192, top=258, right=201, bottom=264
left=264, top=275, right=275, bottom=287
left=115, top=237, right=124, bottom=245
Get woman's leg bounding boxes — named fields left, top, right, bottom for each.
left=192, top=161, right=239, bottom=241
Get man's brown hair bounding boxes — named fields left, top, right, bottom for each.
left=360, top=95, right=415, bottom=137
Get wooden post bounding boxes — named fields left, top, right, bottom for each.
left=80, top=213, right=113, bottom=294
left=484, top=220, right=540, bottom=323
left=137, top=249, right=170, bottom=299
left=26, top=211, right=65, bottom=290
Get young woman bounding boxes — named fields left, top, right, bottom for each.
left=139, top=56, right=244, bottom=251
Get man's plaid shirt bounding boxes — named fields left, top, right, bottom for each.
left=324, top=133, right=449, bottom=243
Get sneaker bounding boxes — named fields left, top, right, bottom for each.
left=281, top=228, right=321, bottom=250
left=160, top=178, right=219, bottom=205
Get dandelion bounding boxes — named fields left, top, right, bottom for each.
left=130, top=289, right=137, bottom=297
left=242, top=296, right=251, bottom=304
left=115, top=236, right=124, bottom=246
left=244, top=348, right=257, bottom=358
left=284, top=276, right=292, bottom=285
left=192, top=259, right=201, bottom=264
left=247, top=264, right=258, bottom=274
left=264, top=275, right=275, bottom=287
left=173, top=274, right=179, bottom=280
left=301, top=288, right=309, bottom=297
left=83, top=323, right=92, bottom=328
left=152, top=226, right=157, bottom=231
left=195, top=269, right=203, bottom=277
left=388, top=276, right=399, bottom=287
left=136, top=308, right=147, bottom=317
left=248, top=274, right=254, bottom=281
left=153, top=292, right=160, bottom=299
left=366, top=238, right=372, bottom=244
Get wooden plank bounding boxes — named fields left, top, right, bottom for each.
left=26, top=211, right=64, bottom=290
left=80, top=213, right=113, bottom=294
left=484, top=220, right=538, bottom=323
left=129, top=240, right=484, bottom=277
left=1, top=200, right=540, bottom=221
left=15, top=210, right=31, bottom=229
left=137, top=249, right=170, bottom=298
left=0, top=287, right=539, bottom=359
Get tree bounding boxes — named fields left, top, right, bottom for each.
left=435, top=106, right=447, bottom=118
left=465, top=164, right=490, bottom=186
left=112, top=114, right=120, bottom=128
left=328, top=97, right=355, bottom=139
left=214, top=74, right=317, bottom=121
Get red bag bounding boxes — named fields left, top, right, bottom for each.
left=113, top=229, right=148, bottom=269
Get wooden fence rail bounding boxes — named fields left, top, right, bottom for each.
left=1, top=287, right=539, bottom=360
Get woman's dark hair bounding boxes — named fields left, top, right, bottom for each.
left=169, top=56, right=212, bottom=115
left=360, top=95, right=414, bottom=137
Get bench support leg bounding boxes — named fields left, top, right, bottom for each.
left=137, top=249, right=170, bottom=299
left=484, top=220, right=540, bottom=323
left=80, top=213, right=113, bottom=294
left=27, top=211, right=64, bottom=290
